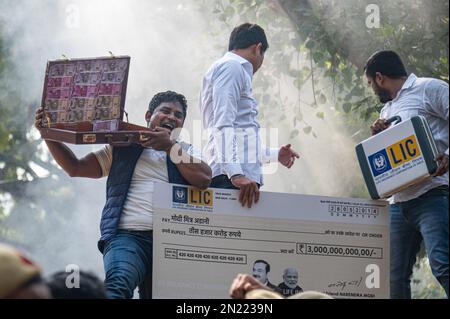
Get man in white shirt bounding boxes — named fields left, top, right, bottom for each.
left=35, top=91, right=211, bottom=298
left=200, top=23, right=300, bottom=208
left=366, top=50, right=449, bottom=298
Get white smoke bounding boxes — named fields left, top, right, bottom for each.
left=0, top=0, right=218, bottom=279
left=0, top=0, right=373, bottom=287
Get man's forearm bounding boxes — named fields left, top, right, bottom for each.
left=44, top=140, right=81, bottom=177
left=169, top=144, right=212, bottom=189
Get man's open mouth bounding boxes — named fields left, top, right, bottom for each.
left=160, top=122, right=175, bottom=131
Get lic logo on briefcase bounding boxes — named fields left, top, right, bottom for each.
left=368, top=135, right=421, bottom=177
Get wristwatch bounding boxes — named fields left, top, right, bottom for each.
left=230, top=174, right=244, bottom=181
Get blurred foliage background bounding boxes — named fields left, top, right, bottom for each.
left=197, top=0, right=448, bottom=299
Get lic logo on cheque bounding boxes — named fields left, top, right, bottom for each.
left=368, top=135, right=421, bottom=177
left=173, top=186, right=213, bottom=207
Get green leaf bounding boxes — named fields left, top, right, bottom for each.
left=313, top=51, right=324, bottom=63
left=305, top=40, right=315, bottom=49
left=303, top=126, right=312, bottom=134
left=343, top=102, right=352, bottom=113
left=316, top=111, right=325, bottom=119
left=318, top=94, right=327, bottom=104
left=224, top=6, right=235, bottom=16
left=290, top=129, right=299, bottom=139
left=288, top=68, right=300, bottom=78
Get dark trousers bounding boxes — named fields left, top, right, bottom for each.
left=211, top=175, right=239, bottom=189
left=211, top=174, right=260, bottom=189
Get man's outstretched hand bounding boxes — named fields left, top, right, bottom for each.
left=278, top=144, right=300, bottom=169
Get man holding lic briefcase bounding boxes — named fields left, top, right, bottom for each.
left=364, top=50, right=448, bottom=299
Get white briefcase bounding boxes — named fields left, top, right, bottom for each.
left=356, top=115, right=438, bottom=199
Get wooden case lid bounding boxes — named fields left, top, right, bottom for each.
left=40, top=56, right=131, bottom=129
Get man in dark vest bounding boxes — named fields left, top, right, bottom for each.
left=35, top=91, right=212, bottom=298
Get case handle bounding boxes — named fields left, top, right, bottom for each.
left=105, top=133, right=135, bottom=146
left=385, top=115, right=402, bottom=125
left=373, top=116, right=402, bottom=134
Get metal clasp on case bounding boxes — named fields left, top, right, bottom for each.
left=82, top=134, right=97, bottom=143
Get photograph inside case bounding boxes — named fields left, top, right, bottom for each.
left=39, top=56, right=151, bottom=145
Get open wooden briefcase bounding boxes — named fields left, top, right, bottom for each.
left=39, top=56, right=151, bottom=146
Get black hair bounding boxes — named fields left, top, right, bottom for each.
left=364, top=50, right=408, bottom=79
left=148, top=91, right=188, bottom=119
left=228, top=23, right=269, bottom=53
left=18, top=274, right=44, bottom=290
left=46, top=270, right=106, bottom=299
left=253, top=259, right=270, bottom=273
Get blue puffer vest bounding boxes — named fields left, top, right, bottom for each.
left=97, top=144, right=188, bottom=252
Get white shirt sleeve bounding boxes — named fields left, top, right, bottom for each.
left=424, top=79, right=449, bottom=120
left=261, top=146, right=280, bottom=163
left=379, top=104, right=390, bottom=119
left=93, top=145, right=113, bottom=177
left=424, top=79, right=449, bottom=155
left=211, top=61, right=245, bottom=178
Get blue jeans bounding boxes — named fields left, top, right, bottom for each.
left=102, top=230, right=153, bottom=299
left=390, top=186, right=449, bottom=299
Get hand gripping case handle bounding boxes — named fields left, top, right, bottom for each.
left=385, top=115, right=402, bottom=125
left=373, top=116, right=402, bottom=134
